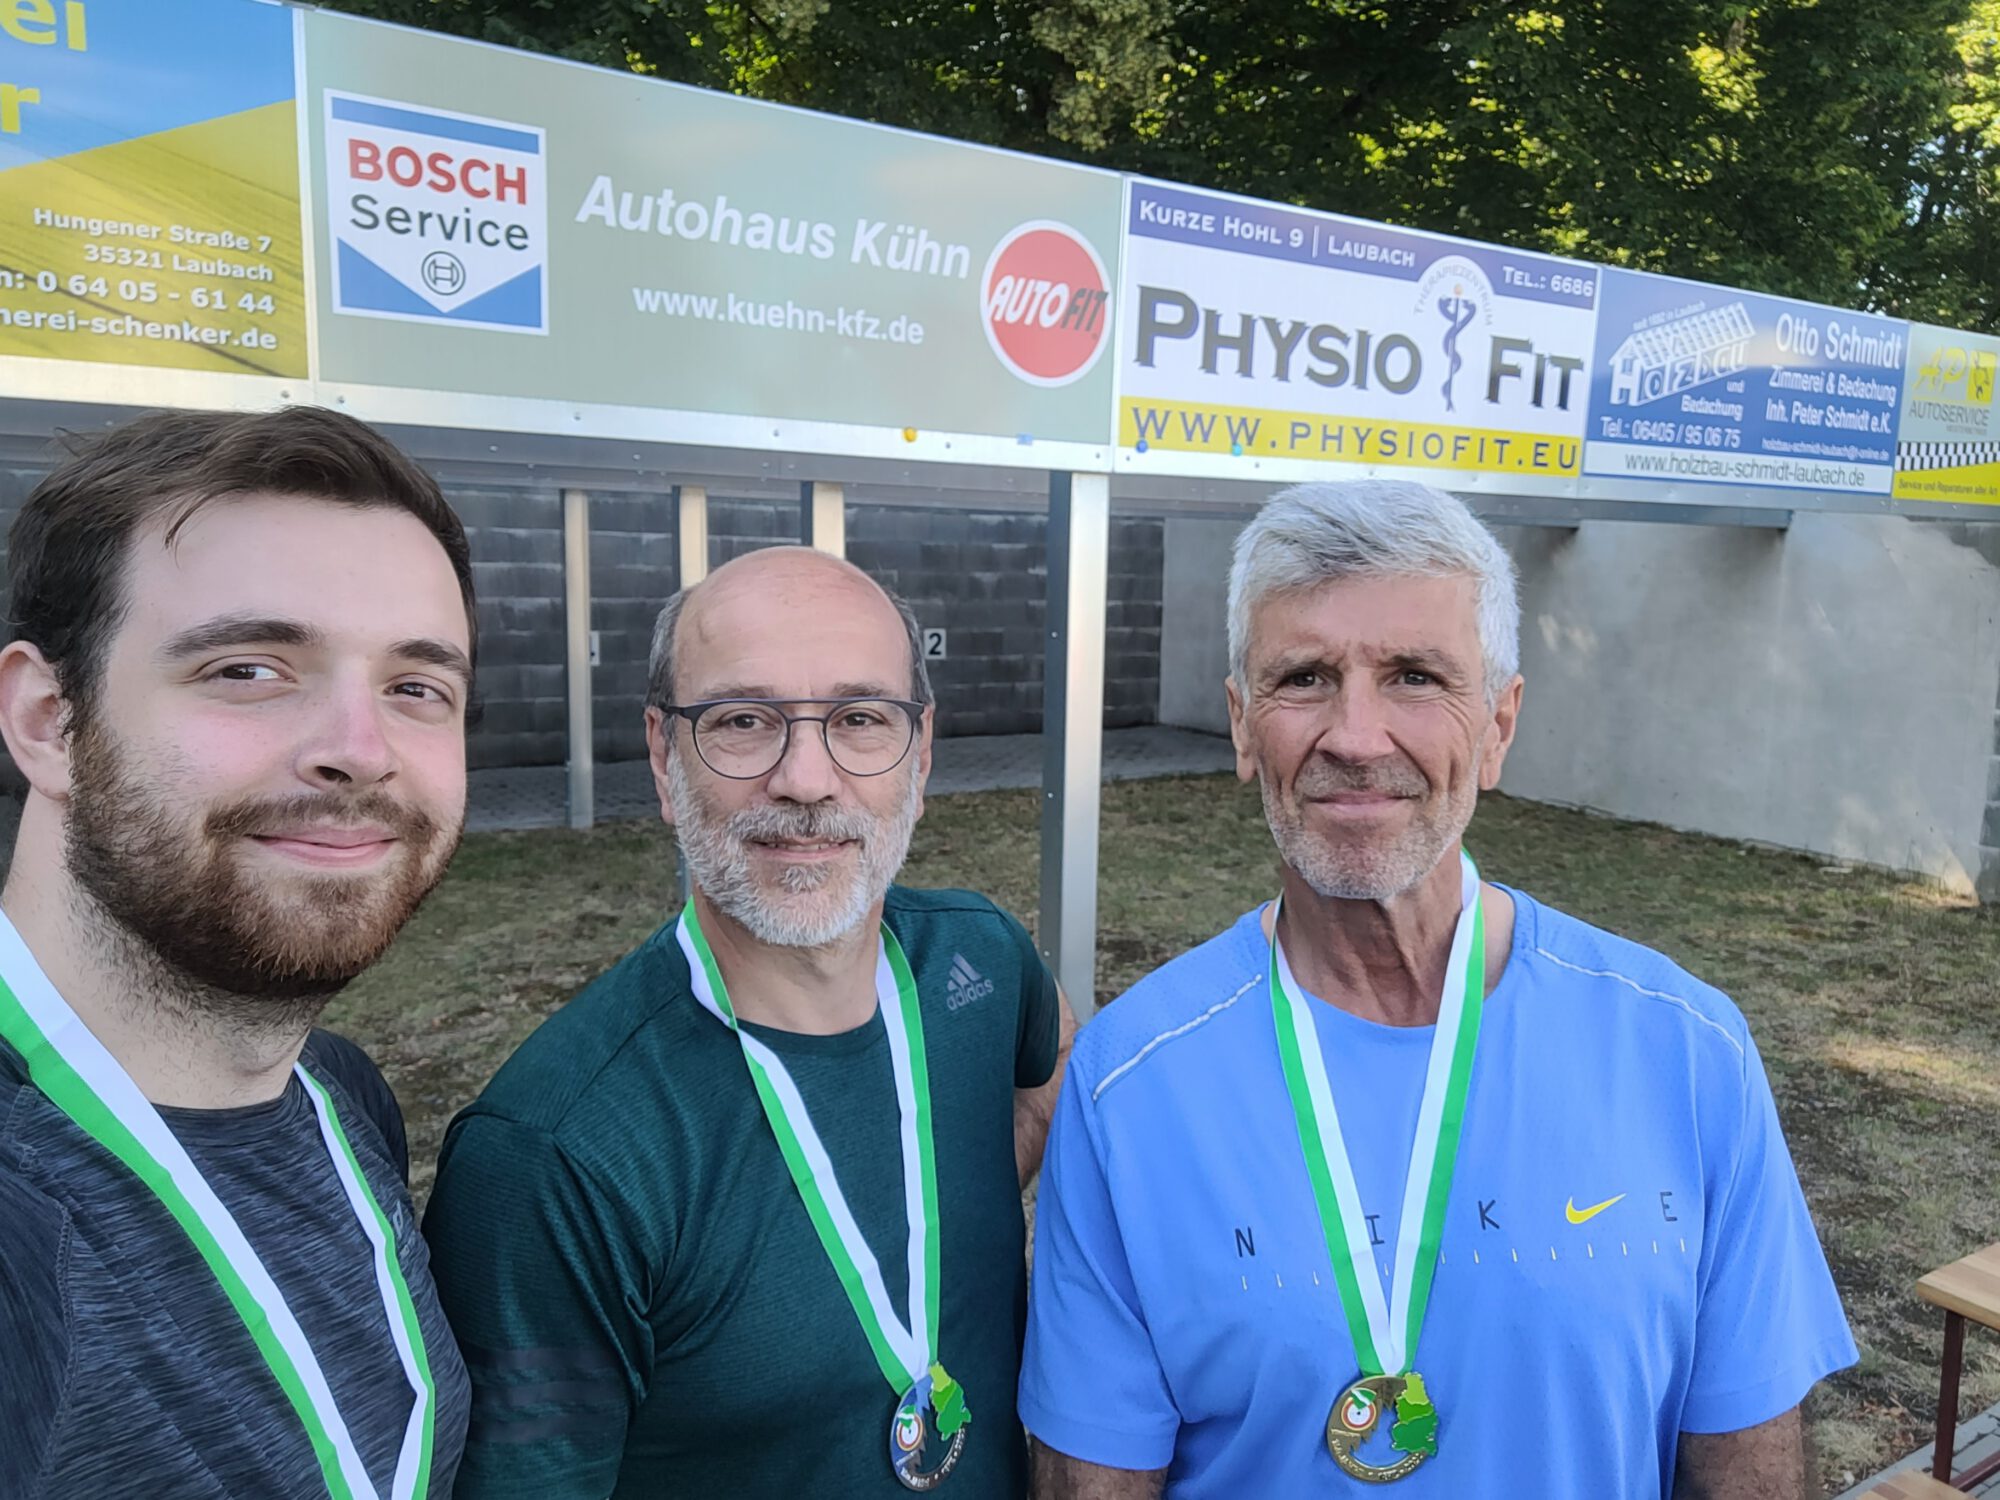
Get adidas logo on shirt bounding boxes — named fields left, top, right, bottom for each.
left=945, top=954, right=996, bottom=1010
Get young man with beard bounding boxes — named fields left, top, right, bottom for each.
left=0, top=407, right=476, bottom=1498
left=1020, top=482, right=1855, bottom=1500
left=425, top=545, right=1075, bottom=1499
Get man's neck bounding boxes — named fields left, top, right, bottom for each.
left=692, top=888, right=884, bottom=1036
left=1269, top=850, right=1515, bottom=1027
left=0, top=849, right=309, bottom=1110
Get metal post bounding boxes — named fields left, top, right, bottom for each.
left=672, top=485, right=709, bottom=900
left=676, top=484, right=709, bottom=588
left=562, top=488, right=594, bottom=830
left=1038, top=471, right=1109, bottom=1017
left=801, top=480, right=846, bottom=557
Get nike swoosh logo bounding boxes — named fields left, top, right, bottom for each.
left=1565, top=1194, right=1626, bottom=1225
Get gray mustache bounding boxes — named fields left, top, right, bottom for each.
left=1295, top=760, right=1427, bottom=799
left=725, top=803, right=876, bottom=845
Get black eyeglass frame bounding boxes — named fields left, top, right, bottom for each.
left=660, top=695, right=928, bottom=780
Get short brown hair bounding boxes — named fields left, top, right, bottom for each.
left=9, top=406, right=476, bottom=727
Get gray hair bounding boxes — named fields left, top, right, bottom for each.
left=1227, top=480, right=1520, bottom=702
left=646, top=568, right=934, bottom=710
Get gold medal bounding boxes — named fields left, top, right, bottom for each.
left=1324, top=1371, right=1438, bottom=1484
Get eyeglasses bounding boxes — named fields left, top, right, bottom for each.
left=662, top=697, right=926, bottom=780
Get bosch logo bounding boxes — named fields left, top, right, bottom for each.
left=980, top=221, right=1111, bottom=388
left=346, top=139, right=532, bottom=206
left=421, top=252, right=466, bottom=296
left=326, top=92, right=548, bottom=334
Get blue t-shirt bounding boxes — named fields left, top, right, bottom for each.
left=1019, top=890, right=1856, bottom=1499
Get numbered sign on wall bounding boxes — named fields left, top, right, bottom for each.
left=924, top=629, right=948, bottom=660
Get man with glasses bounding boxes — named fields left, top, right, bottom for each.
left=425, top=544, right=1075, bottom=1499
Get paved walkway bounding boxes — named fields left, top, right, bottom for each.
left=1839, top=1401, right=2000, bottom=1498
left=467, top=724, right=1237, bottom=832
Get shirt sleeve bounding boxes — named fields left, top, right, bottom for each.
left=1005, top=911, right=1061, bottom=1090
left=422, top=1112, right=654, bottom=1498
left=1017, top=1062, right=1180, bottom=1469
left=1679, top=1032, right=1858, bottom=1432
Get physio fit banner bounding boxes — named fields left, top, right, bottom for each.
left=0, top=0, right=304, bottom=378
left=1116, top=180, right=1599, bottom=480
left=1582, top=271, right=1906, bottom=496
left=301, top=9, right=1121, bottom=447
left=1894, top=325, right=2000, bottom=506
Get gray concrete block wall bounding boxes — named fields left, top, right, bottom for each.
left=710, top=497, right=804, bottom=565
left=448, top=487, right=567, bottom=772
left=0, top=466, right=1170, bottom=780
left=585, top=490, right=676, bottom=764
left=847, top=503, right=1163, bottom=738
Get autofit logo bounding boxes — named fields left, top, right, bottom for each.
left=325, top=91, right=548, bottom=334
left=980, top=220, right=1112, bottom=388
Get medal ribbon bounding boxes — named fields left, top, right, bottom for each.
left=678, top=899, right=939, bottom=1393
left=1268, top=851, right=1485, bottom=1376
left=0, top=914, right=435, bottom=1500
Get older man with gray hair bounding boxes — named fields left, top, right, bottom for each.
left=1019, top=481, right=1854, bottom=1499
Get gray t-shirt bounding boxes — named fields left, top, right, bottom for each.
left=0, top=1028, right=470, bottom=1497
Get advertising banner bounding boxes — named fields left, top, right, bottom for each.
left=1894, top=324, right=2000, bottom=505
left=1117, top=180, right=1599, bottom=481
left=1583, top=271, right=1905, bottom=495
left=301, top=10, right=1121, bottom=448
left=0, top=0, right=304, bottom=379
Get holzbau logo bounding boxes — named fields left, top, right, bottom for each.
left=326, top=92, right=549, bottom=334
left=980, top=221, right=1112, bottom=388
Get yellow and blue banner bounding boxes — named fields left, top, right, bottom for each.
left=0, top=0, right=304, bottom=377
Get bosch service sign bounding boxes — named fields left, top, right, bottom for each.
left=325, top=92, right=548, bottom=334
left=981, top=221, right=1112, bottom=388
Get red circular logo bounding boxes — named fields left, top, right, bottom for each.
left=980, top=221, right=1112, bottom=388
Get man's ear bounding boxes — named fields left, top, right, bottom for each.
left=645, top=706, right=677, bottom=827
left=1225, top=675, right=1257, bottom=784
left=1478, top=675, right=1525, bottom=791
left=0, top=643, right=74, bottom=802
left=912, top=703, right=934, bottom=822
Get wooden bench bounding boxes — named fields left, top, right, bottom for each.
left=1916, top=1240, right=2000, bottom=1490
left=1856, top=1474, right=1969, bottom=1499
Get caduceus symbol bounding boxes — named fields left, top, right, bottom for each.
left=1438, top=284, right=1476, bottom=412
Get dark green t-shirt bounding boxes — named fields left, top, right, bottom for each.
left=424, top=886, right=1062, bottom=1500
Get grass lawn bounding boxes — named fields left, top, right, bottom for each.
left=324, top=773, right=2000, bottom=1495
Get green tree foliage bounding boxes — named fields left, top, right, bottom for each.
left=326, top=0, right=2000, bottom=329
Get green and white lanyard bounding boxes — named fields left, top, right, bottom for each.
left=676, top=898, right=941, bottom=1396
left=0, top=913, right=436, bottom=1500
left=1268, top=851, right=1485, bottom=1377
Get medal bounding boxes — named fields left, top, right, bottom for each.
left=0, top=915, right=437, bottom=1500
left=888, top=1363, right=970, bottom=1491
left=1269, top=852, right=1485, bottom=1483
left=1325, top=1373, right=1439, bottom=1483
left=680, top=901, right=970, bottom=1489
